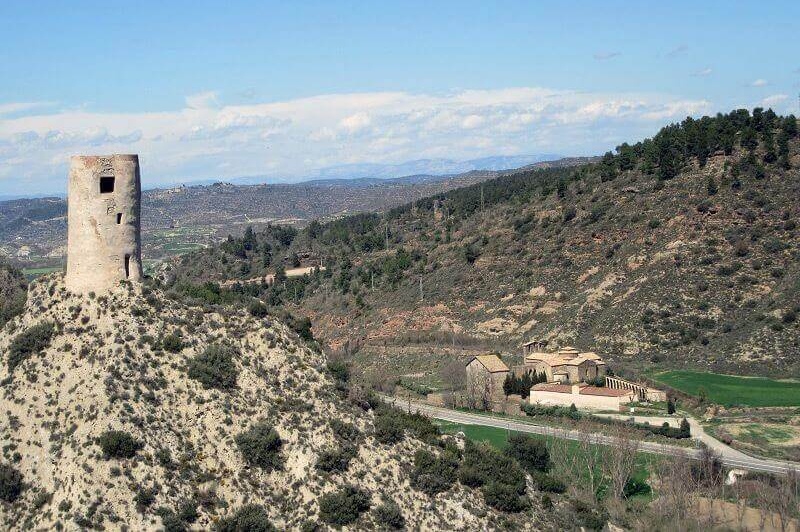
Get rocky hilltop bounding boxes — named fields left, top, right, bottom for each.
left=0, top=276, right=541, bottom=530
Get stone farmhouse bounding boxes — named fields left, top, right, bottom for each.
left=465, top=354, right=509, bottom=409
left=517, top=344, right=607, bottom=384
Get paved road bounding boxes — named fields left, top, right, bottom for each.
left=385, top=397, right=800, bottom=475
left=594, top=413, right=758, bottom=464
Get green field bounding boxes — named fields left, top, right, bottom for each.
left=22, top=266, right=63, bottom=279
left=435, top=420, right=521, bottom=449
left=652, top=370, right=800, bottom=407
left=435, top=420, right=657, bottom=498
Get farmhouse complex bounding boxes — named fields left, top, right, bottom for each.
left=518, top=344, right=606, bottom=384
left=459, top=343, right=666, bottom=413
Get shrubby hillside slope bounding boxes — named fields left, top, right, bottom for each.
left=0, top=276, right=564, bottom=530
left=170, top=109, right=800, bottom=380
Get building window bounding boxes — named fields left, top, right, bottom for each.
left=100, top=176, right=115, bottom=194
left=124, top=254, right=131, bottom=278
left=116, top=213, right=123, bottom=224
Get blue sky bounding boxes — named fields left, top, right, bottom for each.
left=1, top=1, right=798, bottom=194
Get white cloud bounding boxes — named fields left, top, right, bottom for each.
left=338, top=112, right=372, bottom=134
left=0, top=87, right=711, bottom=193
left=761, top=94, right=788, bottom=107
left=750, top=79, right=768, bottom=87
left=0, top=102, right=55, bottom=116
left=185, top=91, right=219, bottom=109
left=692, top=68, right=713, bottom=77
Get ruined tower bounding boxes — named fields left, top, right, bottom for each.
left=65, top=154, right=143, bottom=293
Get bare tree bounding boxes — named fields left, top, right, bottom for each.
left=439, top=358, right=466, bottom=391
left=652, top=455, right=695, bottom=527
left=770, top=469, right=800, bottom=532
left=602, top=424, right=641, bottom=501
left=362, top=364, right=394, bottom=393
left=465, top=369, right=494, bottom=411
left=574, top=421, right=604, bottom=503
left=549, top=421, right=604, bottom=502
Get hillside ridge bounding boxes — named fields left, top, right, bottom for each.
left=0, top=276, right=535, bottom=530
left=168, top=108, right=800, bottom=383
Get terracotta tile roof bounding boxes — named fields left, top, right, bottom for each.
left=525, top=353, right=571, bottom=365
left=531, top=383, right=573, bottom=393
left=526, top=348, right=606, bottom=367
left=470, top=354, right=509, bottom=373
left=579, top=386, right=635, bottom=397
left=530, top=383, right=634, bottom=397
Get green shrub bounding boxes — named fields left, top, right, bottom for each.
left=373, top=406, right=440, bottom=445
left=504, top=434, right=549, bottom=473
left=326, top=361, right=350, bottom=383
left=316, top=446, right=356, bottom=473
left=463, top=244, right=480, bottom=264
left=7, top=322, right=55, bottom=373
left=373, top=500, right=405, bottom=530
left=329, top=419, right=361, bottom=442
left=177, top=500, right=200, bottom=524
left=530, top=470, right=566, bottom=493
left=97, top=430, right=142, bottom=459
left=0, top=463, right=23, bottom=502
left=287, top=315, right=314, bottom=341
left=235, top=422, right=283, bottom=471
left=458, top=440, right=529, bottom=512
left=572, top=499, right=609, bottom=530
left=158, top=509, right=188, bottom=532
left=481, top=481, right=529, bottom=513
left=318, top=486, right=371, bottom=526
left=522, top=402, right=582, bottom=420
left=215, top=504, right=275, bottom=532
left=623, top=477, right=652, bottom=498
left=135, top=487, right=157, bottom=511
left=162, top=333, right=184, bottom=353
left=410, top=449, right=459, bottom=496
left=373, top=414, right=404, bottom=444
left=247, top=301, right=269, bottom=318
left=187, top=344, right=239, bottom=389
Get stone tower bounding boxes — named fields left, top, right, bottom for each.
left=65, top=154, right=143, bottom=293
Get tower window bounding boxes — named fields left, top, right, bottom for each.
left=124, top=254, right=131, bottom=278
left=100, top=176, right=115, bottom=193
left=116, top=213, right=123, bottom=224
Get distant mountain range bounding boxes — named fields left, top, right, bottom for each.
left=0, top=156, right=587, bottom=268
left=3, top=154, right=563, bottom=196
left=228, top=154, right=563, bottom=185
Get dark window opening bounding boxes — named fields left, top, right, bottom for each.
left=100, top=176, right=115, bottom=194
left=116, top=213, right=123, bottom=224
left=124, top=254, right=131, bottom=278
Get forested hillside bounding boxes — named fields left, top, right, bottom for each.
left=169, top=108, right=800, bottom=381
